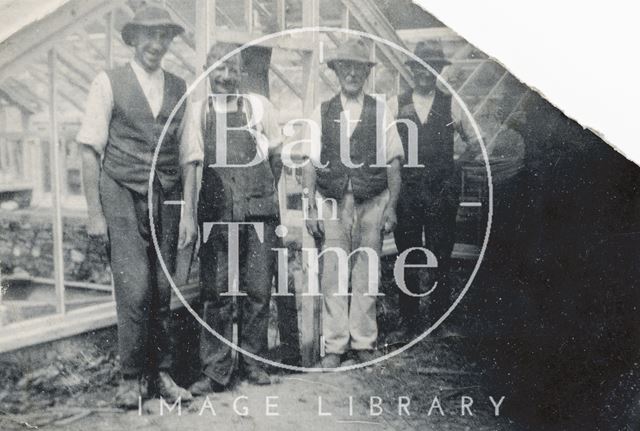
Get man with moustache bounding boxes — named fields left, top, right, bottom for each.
left=388, top=41, right=476, bottom=342
left=77, top=6, right=197, bottom=407
left=185, top=43, right=284, bottom=393
left=302, top=38, right=404, bottom=368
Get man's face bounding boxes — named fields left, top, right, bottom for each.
left=207, top=56, right=242, bottom=94
left=333, top=61, right=372, bottom=98
left=410, top=63, right=440, bottom=93
left=132, top=26, right=174, bottom=72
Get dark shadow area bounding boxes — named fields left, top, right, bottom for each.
left=458, top=92, right=640, bottom=430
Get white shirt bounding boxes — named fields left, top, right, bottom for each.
left=409, top=91, right=436, bottom=124
left=76, top=60, right=200, bottom=166
left=181, top=93, right=283, bottom=165
left=339, top=92, right=365, bottom=136
left=304, top=92, right=405, bottom=165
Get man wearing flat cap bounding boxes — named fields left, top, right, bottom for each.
left=388, top=41, right=477, bottom=343
left=77, top=5, right=198, bottom=407
left=302, top=37, right=404, bottom=369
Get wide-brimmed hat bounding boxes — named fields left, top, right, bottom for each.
left=406, top=41, right=451, bottom=68
left=326, top=38, right=376, bottom=70
left=121, top=5, right=184, bottom=46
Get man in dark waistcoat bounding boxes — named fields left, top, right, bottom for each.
left=303, top=38, right=404, bottom=369
left=77, top=6, right=197, bottom=408
left=388, top=41, right=476, bottom=342
left=185, top=43, right=284, bottom=393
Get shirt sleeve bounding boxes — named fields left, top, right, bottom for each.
left=76, top=72, right=112, bottom=153
left=179, top=97, right=205, bottom=166
left=302, top=106, right=322, bottom=164
left=383, top=101, right=405, bottom=163
left=452, top=97, right=480, bottom=146
left=386, top=95, right=399, bottom=120
left=255, top=95, right=283, bottom=153
left=303, top=100, right=402, bottom=165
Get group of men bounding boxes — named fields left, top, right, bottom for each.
left=78, top=6, right=472, bottom=408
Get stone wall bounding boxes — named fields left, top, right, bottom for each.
left=0, top=209, right=111, bottom=284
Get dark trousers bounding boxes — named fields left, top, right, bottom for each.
left=394, top=179, right=458, bottom=326
left=274, top=277, right=301, bottom=364
left=199, top=218, right=277, bottom=385
left=100, top=172, right=180, bottom=377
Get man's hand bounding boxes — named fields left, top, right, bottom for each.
left=178, top=214, right=198, bottom=249
left=87, top=213, right=108, bottom=238
left=305, top=206, right=325, bottom=240
left=382, top=205, right=397, bottom=234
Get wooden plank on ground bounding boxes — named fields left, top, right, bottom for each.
left=0, top=283, right=199, bottom=354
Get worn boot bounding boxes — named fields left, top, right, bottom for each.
left=188, top=375, right=227, bottom=396
left=315, top=353, right=341, bottom=370
left=355, top=349, right=379, bottom=364
left=244, top=364, right=271, bottom=385
left=156, top=371, right=193, bottom=403
left=115, top=377, right=141, bottom=409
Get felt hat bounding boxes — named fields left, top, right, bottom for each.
left=121, top=5, right=184, bottom=46
left=327, top=38, right=376, bottom=70
left=406, top=41, right=451, bottom=68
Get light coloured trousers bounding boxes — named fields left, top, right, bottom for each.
left=319, top=189, right=388, bottom=354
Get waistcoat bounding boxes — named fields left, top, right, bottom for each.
left=198, top=97, right=278, bottom=222
left=315, top=94, right=388, bottom=202
left=396, top=89, right=454, bottom=189
left=103, top=64, right=186, bottom=194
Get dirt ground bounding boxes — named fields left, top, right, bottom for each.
left=0, top=255, right=530, bottom=430
left=0, top=333, right=526, bottom=431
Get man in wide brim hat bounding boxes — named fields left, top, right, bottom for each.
left=77, top=3, right=197, bottom=409
left=303, top=36, right=404, bottom=369
left=326, top=37, right=376, bottom=72
left=388, top=39, right=478, bottom=345
left=121, top=5, right=185, bottom=46
left=324, top=37, right=377, bottom=100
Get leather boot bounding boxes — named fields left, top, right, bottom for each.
left=115, top=377, right=141, bottom=409
left=315, top=353, right=341, bottom=370
left=156, top=371, right=193, bottom=403
left=188, top=375, right=227, bottom=396
left=244, top=365, right=271, bottom=385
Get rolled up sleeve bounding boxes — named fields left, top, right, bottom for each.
left=383, top=102, right=405, bottom=163
left=452, top=97, right=481, bottom=148
left=302, top=106, right=322, bottom=165
left=76, top=72, right=112, bottom=154
left=179, top=98, right=205, bottom=166
left=255, top=95, right=283, bottom=154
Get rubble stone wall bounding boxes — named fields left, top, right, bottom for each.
left=0, top=210, right=111, bottom=284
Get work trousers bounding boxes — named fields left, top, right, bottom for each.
left=274, top=276, right=301, bottom=365
left=394, top=178, right=459, bottom=326
left=319, top=190, right=387, bottom=354
left=100, top=171, right=181, bottom=377
left=199, top=218, right=277, bottom=384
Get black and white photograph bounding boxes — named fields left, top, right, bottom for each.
left=0, top=0, right=638, bottom=430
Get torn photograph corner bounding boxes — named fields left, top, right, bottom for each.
left=0, top=0, right=638, bottom=430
